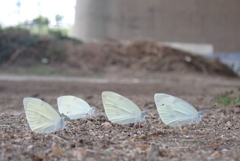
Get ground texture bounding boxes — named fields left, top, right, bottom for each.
left=0, top=73, right=240, bottom=161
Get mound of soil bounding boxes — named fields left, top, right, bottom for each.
left=64, top=39, right=237, bottom=77
left=0, top=28, right=237, bottom=77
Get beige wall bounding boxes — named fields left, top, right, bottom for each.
left=72, top=0, right=240, bottom=52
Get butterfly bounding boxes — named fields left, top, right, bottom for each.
left=23, top=97, right=67, bottom=133
left=102, top=91, right=148, bottom=125
left=154, top=93, right=203, bottom=127
left=57, top=95, right=96, bottom=120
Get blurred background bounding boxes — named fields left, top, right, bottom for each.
left=0, top=0, right=239, bottom=77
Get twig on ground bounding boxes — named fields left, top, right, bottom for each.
left=181, top=139, right=203, bottom=142
left=0, top=125, right=12, bottom=127
left=49, top=134, right=69, bottom=142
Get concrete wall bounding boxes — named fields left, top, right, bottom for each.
left=71, top=0, right=240, bottom=52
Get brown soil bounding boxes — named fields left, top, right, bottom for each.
left=63, top=39, right=237, bottom=77
left=2, top=37, right=238, bottom=78
left=0, top=73, right=240, bottom=161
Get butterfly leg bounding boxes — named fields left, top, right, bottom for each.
left=84, top=118, right=88, bottom=127
left=133, top=122, right=138, bottom=128
left=133, top=122, right=136, bottom=127
left=177, top=121, right=183, bottom=133
left=133, top=117, right=138, bottom=128
left=137, top=122, right=142, bottom=128
left=134, top=115, right=145, bottom=128
left=200, top=120, right=206, bottom=127
left=64, top=127, right=74, bottom=136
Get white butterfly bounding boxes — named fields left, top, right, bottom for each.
left=23, top=97, right=67, bottom=133
left=102, top=91, right=148, bottom=124
left=57, top=95, right=96, bottom=120
left=154, top=93, right=203, bottom=127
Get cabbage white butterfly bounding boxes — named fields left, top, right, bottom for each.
left=23, top=97, right=67, bottom=133
left=154, top=93, right=203, bottom=127
left=102, top=91, right=148, bottom=124
left=57, top=95, right=96, bottom=120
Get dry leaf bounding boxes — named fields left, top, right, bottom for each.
left=49, top=146, right=64, bottom=157
left=33, top=152, right=45, bottom=161
left=208, top=142, right=214, bottom=146
left=101, top=122, right=112, bottom=129
left=225, top=121, right=232, bottom=128
left=140, top=134, right=147, bottom=139
left=130, top=138, right=135, bottom=143
left=211, top=151, right=220, bottom=157
left=73, top=148, right=87, bottom=160
left=182, top=127, right=188, bottom=134
left=137, top=144, right=149, bottom=150
left=153, top=131, right=163, bottom=135
left=85, top=157, right=97, bottom=161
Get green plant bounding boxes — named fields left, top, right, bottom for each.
left=32, top=16, right=50, bottom=34
left=0, top=26, right=83, bottom=67
left=233, top=97, right=240, bottom=105
left=216, top=90, right=240, bottom=106
left=55, top=14, right=64, bottom=27
left=0, top=27, right=40, bottom=64
left=48, top=29, right=83, bottom=44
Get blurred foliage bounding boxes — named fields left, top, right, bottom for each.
left=29, top=26, right=49, bottom=35
left=55, top=14, right=64, bottom=22
left=0, top=27, right=82, bottom=66
left=55, top=14, right=64, bottom=27
left=0, top=27, right=40, bottom=64
left=48, top=29, right=83, bottom=44
left=32, top=16, right=50, bottom=35
left=217, top=90, right=240, bottom=106
left=33, top=16, right=50, bottom=26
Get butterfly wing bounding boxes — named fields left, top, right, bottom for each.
left=102, top=91, right=142, bottom=124
left=23, top=97, right=33, bottom=111
left=23, top=97, right=62, bottom=133
left=57, top=95, right=92, bottom=119
left=154, top=93, right=199, bottom=127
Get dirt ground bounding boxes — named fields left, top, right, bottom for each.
left=0, top=73, right=240, bottom=161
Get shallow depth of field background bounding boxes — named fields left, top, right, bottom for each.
left=0, top=1, right=240, bottom=161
